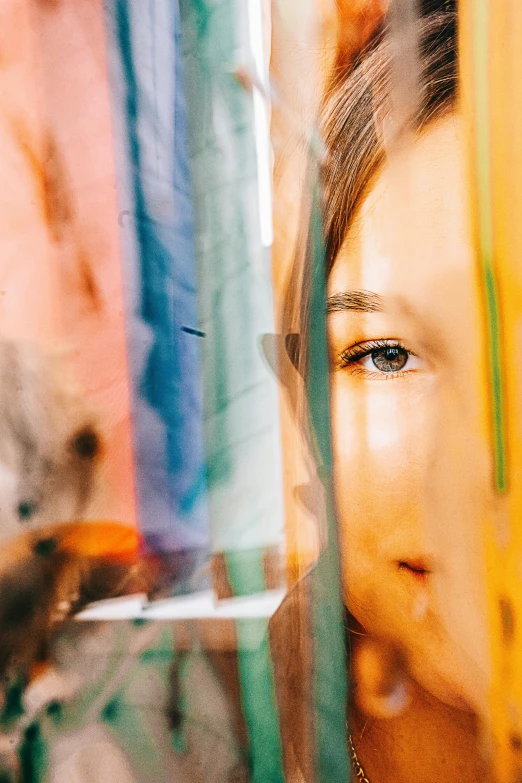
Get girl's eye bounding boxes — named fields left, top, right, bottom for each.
left=338, top=340, right=420, bottom=378
left=367, top=345, right=409, bottom=373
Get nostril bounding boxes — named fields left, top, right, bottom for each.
left=18, top=500, right=38, bottom=521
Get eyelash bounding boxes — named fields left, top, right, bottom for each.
left=338, top=339, right=417, bottom=379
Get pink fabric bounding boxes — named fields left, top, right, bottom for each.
left=0, top=0, right=136, bottom=527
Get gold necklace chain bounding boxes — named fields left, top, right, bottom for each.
left=349, top=733, right=371, bottom=783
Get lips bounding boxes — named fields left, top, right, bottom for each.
left=397, top=558, right=432, bottom=581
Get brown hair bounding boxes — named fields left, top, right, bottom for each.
left=283, top=8, right=457, bottom=379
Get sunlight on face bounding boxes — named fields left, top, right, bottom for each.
left=328, top=115, right=493, bottom=712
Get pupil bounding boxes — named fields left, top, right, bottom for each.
left=372, top=346, right=408, bottom=373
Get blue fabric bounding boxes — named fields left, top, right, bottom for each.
left=103, top=0, right=209, bottom=561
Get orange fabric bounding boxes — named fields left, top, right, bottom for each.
left=52, top=521, right=140, bottom=561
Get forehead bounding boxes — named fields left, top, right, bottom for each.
left=327, top=115, right=473, bottom=304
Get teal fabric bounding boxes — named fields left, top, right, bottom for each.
left=180, top=0, right=285, bottom=562
left=306, top=168, right=350, bottom=781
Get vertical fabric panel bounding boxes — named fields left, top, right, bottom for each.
left=178, top=2, right=286, bottom=778
left=307, top=168, right=350, bottom=782
left=179, top=0, right=285, bottom=593
left=103, top=0, right=209, bottom=578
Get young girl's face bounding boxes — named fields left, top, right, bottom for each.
left=328, top=114, right=493, bottom=711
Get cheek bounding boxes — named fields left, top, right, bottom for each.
left=330, top=378, right=429, bottom=572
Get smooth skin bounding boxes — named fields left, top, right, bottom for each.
left=328, top=115, right=494, bottom=782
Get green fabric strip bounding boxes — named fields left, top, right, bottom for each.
left=225, top=548, right=268, bottom=597
left=307, top=164, right=350, bottom=781
left=235, top=618, right=285, bottom=783
left=18, top=724, right=47, bottom=783
left=473, top=0, right=507, bottom=492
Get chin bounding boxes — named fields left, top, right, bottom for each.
left=411, top=655, right=477, bottom=711
left=405, top=619, right=488, bottom=715
left=345, top=571, right=486, bottom=716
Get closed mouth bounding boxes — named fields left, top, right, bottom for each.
left=397, top=559, right=431, bottom=581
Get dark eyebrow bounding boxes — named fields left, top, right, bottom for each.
left=326, top=290, right=384, bottom=314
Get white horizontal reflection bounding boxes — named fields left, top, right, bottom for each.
left=75, top=589, right=285, bottom=621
